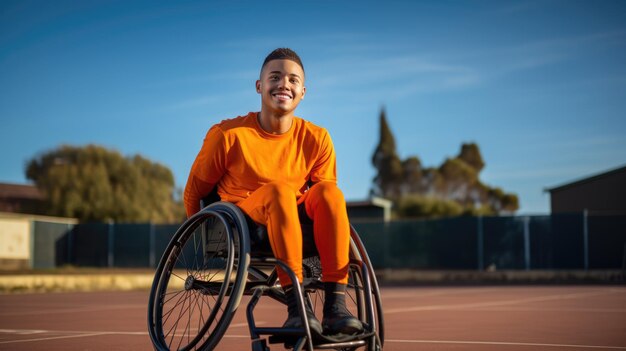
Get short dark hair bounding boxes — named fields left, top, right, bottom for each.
left=261, top=48, right=304, bottom=75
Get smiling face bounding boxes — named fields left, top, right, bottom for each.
left=256, top=59, right=306, bottom=117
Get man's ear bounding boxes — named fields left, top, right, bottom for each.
left=255, top=80, right=261, bottom=94
left=301, top=86, right=306, bottom=99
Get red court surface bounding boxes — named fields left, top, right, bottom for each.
left=0, top=285, right=624, bottom=350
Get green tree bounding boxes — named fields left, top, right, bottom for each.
left=371, top=108, right=403, bottom=198
left=370, top=111, right=520, bottom=218
left=486, top=187, right=520, bottom=214
left=438, top=157, right=479, bottom=202
left=25, top=144, right=185, bottom=223
left=397, top=194, right=464, bottom=219
left=458, top=143, right=485, bottom=172
left=401, top=156, right=422, bottom=194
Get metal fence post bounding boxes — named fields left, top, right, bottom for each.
left=67, top=222, right=73, bottom=266
left=523, top=216, right=531, bottom=270
left=29, top=219, right=35, bottom=269
left=383, top=222, right=390, bottom=269
left=477, top=216, right=484, bottom=270
left=583, top=209, right=589, bottom=271
left=149, top=222, right=156, bottom=268
left=108, top=221, right=115, bottom=268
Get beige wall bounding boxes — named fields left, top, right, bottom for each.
left=0, top=213, right=77, bottom=270
left=0, top=216, right=30, bottom=260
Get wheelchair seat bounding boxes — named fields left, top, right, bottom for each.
left=203, top=190, right=319, bottom=258
left=246, top=211, right=319, bottom=260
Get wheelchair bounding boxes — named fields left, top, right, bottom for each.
left=148, top=198, right=384, bottom=351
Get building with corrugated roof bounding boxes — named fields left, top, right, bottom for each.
left=0, top=182, right=45, bottom=215
left=347, top=196, right=392, bottom=222
left=545, top=165, right=626, bottom=215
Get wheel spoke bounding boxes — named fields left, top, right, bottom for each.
left=167, top=290, right=189, bottom=349
left=162, top=290, right=187, bottom=324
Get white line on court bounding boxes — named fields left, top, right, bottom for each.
left=0, top=332, right=111, bottom=345
left=2, top=328, right=625, bottom=349
left=0, top=324, right=264, bottom=345
left=0, top=329, right=148, bottom=336
left=461, top=307, right=626, bottom=313
left=380, top=287, right=503, bottom=299
left=0, top=329, right=47, bottom=335
left=386, top=338, right=626, bottom=349
left=384, top=289, right=618, bottom=314
left=229, top=322, right=258, bottom=328
left=0, top=304, right=146, bottom=317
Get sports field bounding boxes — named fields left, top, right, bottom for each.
left=0, top=285, right=624, bottom=350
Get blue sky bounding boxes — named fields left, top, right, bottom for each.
left=1, top=0, right=625, bottom=214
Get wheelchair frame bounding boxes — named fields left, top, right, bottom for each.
left=148, top=201, right=384, bottom=351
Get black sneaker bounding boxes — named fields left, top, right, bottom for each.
left=283, top=286, right=323, bottom=335
left=322, top=282, right=363, bottom=335
left=282, top=307, right=323, bottom=335
left=322, top=304, right=363, bottom=335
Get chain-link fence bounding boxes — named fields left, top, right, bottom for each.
left=29, top=213, right=626, bottom=270
left=354, top=213, right=626, bottom=270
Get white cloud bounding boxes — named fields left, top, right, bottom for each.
left=478, top=30, right=626, bottom=78
left=308, top=54, right=481, bottom=102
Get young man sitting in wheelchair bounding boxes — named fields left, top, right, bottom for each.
left=183, top=48, right=363, bottom=337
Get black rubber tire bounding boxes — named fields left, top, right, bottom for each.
left=148, top=202, right=250, bottom=351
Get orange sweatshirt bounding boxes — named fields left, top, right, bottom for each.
left=184, top=112, right=337, bottom=216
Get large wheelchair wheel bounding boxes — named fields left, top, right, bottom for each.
left=302, top=226, right=384, bottom=351
left=148, top=202, right=251, bottom=351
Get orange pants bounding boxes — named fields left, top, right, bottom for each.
left=238, top=181, right=350, bottom=285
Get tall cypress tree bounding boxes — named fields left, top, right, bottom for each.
left=371, top=108, right=403, bottom=198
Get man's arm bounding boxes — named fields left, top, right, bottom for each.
left=183, top=176, right=215, bottom=217
left=183, top=125, right=227, bottom=217
left=310, top=129, right=337, bottom=184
